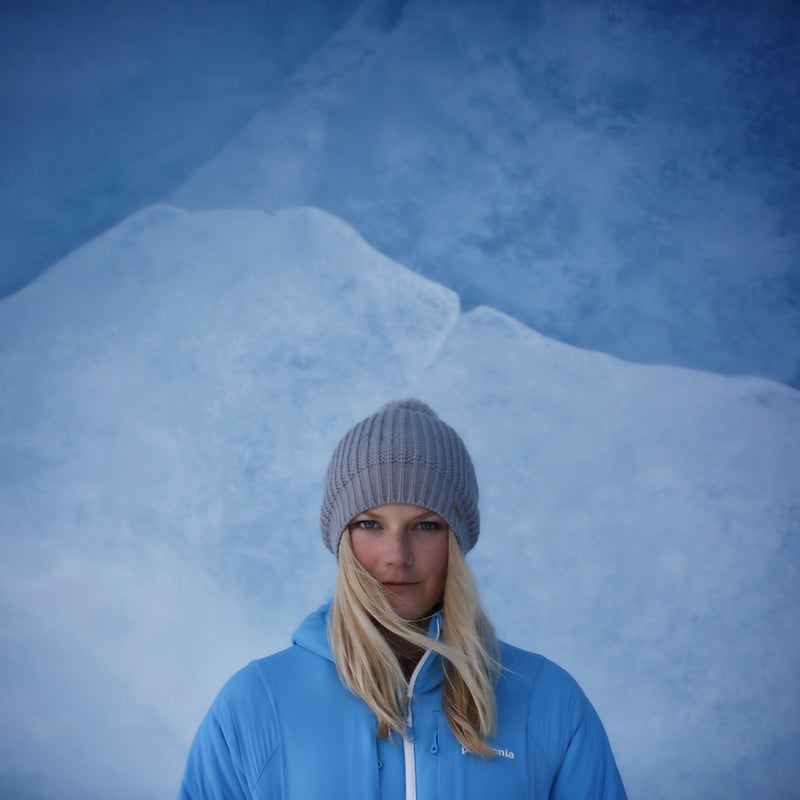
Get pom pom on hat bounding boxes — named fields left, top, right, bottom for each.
left=382, top=398, right=438, bottom=416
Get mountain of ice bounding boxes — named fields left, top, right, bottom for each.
left=1, top=206, right=797, bottom=799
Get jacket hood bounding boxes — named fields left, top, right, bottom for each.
left=292, top=601, right=335, bottom=662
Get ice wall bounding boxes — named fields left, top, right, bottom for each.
left=3, top=1, right=796, bottom=384
left=411, top=307, right=800, bottom=799
left=170, top=0, right=800, bottom=386
left=1, top=206, right=797, bottom=799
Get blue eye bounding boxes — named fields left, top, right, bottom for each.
left=355, top=520, right=379, bottom=530
left=417, top=520, right=443, bottom=531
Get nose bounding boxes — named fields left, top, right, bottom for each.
left=385, top=530, right=412, bottom=566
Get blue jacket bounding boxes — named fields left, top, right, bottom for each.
left=178, top=602, right=626, bottom=799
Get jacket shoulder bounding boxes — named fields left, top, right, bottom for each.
left=497, top=643, right=590, bottom=761
left=498, top=641, right=586, bottom=708
left=215, top=643, right=327, bottom=721
left=496, top=642, right=627, bottom=798
left=179, top=646, right=316, bottom=797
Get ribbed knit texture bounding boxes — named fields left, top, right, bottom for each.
left=320, top=399, right=479, bottom=555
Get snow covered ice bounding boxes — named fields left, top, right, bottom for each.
left=1, top=206, right=798, bottom=799
left=1, top=1, right=799, bottom=798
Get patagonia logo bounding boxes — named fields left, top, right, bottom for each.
left=461, top=745, right=515, bottom=759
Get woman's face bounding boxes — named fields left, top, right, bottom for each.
left=348, top=503, right=449, bottom=622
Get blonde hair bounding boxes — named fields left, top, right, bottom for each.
left=329, top=529, right=499, bottom=756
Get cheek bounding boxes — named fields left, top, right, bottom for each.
left=435, top=554, right=449, bottom=587
left=349, top=534, right=378, bottom=575
left=423, top=540, right=449, bottom=585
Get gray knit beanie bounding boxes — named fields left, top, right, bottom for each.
left=320, top=399, right=479, bottom=556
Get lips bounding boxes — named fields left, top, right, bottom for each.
left=382, top=581, right=420, bottom=590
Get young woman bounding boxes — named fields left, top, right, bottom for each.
left=178, top=399, right=627, bottom=799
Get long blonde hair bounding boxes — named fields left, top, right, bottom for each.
left=329, top=528, right=499, bottom=756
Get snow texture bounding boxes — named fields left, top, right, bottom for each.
left=1, top=1, right=799, bottom=798
left=1, top=206, right=798, bottom=799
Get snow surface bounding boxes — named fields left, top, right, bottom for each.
left=1, top=206, right=798, bottom=799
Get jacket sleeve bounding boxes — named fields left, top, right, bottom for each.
left=549, top=698, right=627, bottom=800
left=177, top=705, right=252, bottom=800
left=177, top=663, right=280, bottom=800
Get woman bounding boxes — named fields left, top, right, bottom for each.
left=178, top=399, right=627, bottom=799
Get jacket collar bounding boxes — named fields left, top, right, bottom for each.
left=292, top=600, right=444, bottom=692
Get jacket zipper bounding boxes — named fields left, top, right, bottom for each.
left=403, top=619, right=441, bottom=800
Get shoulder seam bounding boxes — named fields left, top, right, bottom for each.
left=525, top=656, right=558, bottom=774
left=251, top=739, right=281, bottom=798
left=248, top=662, right=281, bottom=795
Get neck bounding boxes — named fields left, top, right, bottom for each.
left=384, top=628, right=424, bottom=661
left=380, top=607, right=440, bottom=677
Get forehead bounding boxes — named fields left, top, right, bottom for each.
left=353, top=503, right=443, bottom=520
